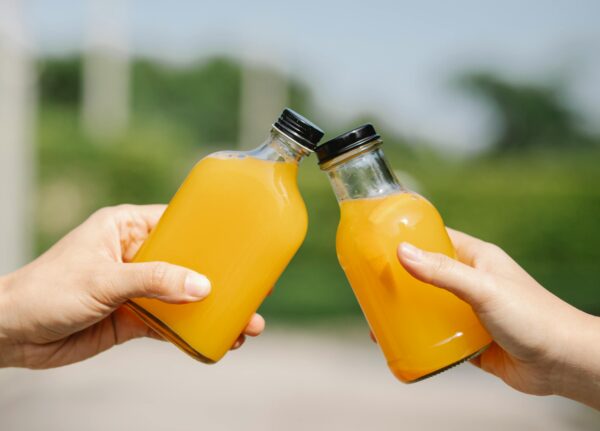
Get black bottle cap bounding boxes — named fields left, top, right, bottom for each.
left=273, top=108, right=324, bottom=150
left=316, top=124, right=381, bottom=164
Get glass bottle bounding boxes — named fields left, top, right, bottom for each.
left=317, top=124, right=491, bottom=382
left=128, top=109, right=324, bottom=363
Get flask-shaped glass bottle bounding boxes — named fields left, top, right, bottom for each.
left=317, top=125, right=491, bottom=382
left=128, top=109, right=324, bottom=363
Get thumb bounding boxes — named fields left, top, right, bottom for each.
left=100, top=262, right=211, bottom=305
left=397, top=242, right=492, bottom=308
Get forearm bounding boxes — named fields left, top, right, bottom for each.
left=553, top=311, right=600, bottom=410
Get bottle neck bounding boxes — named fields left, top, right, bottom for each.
left=320, top=143, right=403, bottom=202
left=247, top=127, right=312, bottom=164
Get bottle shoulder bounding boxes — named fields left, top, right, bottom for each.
left=184, top=154, right=305, bottom=211
left=204, top=150, right=247, bottom=160
left=336, top=191, right=451, bottom=259
left=337, top=191, right=444, bottom=235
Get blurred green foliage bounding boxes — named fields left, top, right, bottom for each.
left=133, top=58, right=242, bottom=144
left=459, top=72, right=593, bottom=151
left=38, top=57, right=82, bottom=106
left=36, top=57, right=600, bottom=323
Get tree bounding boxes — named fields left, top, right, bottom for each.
left=459, top=72, right=592, bottom=152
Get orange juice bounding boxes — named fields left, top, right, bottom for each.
left=127, top=109, right=324, bottom=362
left=316, top=124, right=491, bottom=382
left=337, top=192, right=491, bottom=381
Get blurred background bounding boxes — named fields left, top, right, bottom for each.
left=1, top=0, right=599, bottom=429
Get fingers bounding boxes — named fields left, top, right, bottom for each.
left=96, top=204, right=167, bottom=229
left=128, top=204, right=167, bottom=228
left=101, top=262, right=211, bottom=305
left=113, top=205, right=167, bottom=261
left=90, top=204, right=166, bottom=236
left=104, top=265, right=263, bottom=352
left=243, top=313, right=265, bottom=337
left=86, top=205, right=169, bottom=262
left=397, top=242, right=494, bottom=308
left=224, top=314, right=266, bottom=351
left=446, top=227, right=487, bottom=266
left=231, top=335, right=246, bottom=350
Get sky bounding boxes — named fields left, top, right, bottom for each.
left=19, top=0, right=600, bottom=152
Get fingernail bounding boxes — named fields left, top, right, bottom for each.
left=399, top=242, right=423, bottom=262
left=184, top=272, right=211, bottom=299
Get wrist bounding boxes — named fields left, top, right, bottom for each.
left=551, top=308, right=600, bottom=409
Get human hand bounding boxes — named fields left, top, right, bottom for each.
left=396, top=228, right=600, bottom=410
left=0, top=205, right=265, bottom=369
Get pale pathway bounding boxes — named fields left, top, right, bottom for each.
left=0, top=326, right=598, bottom=431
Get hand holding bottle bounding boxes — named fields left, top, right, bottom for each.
left=397, top=228, right=600, bottom=410
left=0, top=205, right=265, bottom=369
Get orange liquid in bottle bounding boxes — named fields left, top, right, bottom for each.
left=128, top=154, right=308, bottom=362
left=337, top=192, right=491, bottom=382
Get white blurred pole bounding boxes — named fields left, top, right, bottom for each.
left=0, top=0, right=35, bottom=273
left=238, top=51, right=288, bottom=149
left=82, top=0, right=130, bottom=142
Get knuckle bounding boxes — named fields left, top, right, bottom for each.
left=484, top=242, right=506, bottom=258
left=88, top=206, right=118, bottom=229
left=431, top=254, right=451, bottom=278
left=473, top=242, right=508, bottom=269
left=145, top=263, right=171, bottom=294
left=87, top=266, right=119, bottom=304
left=113, top=203, right=135, bottom=215
left=474, top=273, right=498, bottom=305
left=91, top=204, right=133, bottom=223
left=91, top=206, right=114, bottom=221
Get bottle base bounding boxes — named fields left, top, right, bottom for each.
left=125, top=301, right=216, bottom=364
left=391, top=342, right=492, bottom=384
